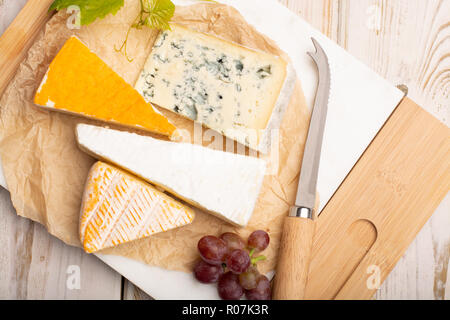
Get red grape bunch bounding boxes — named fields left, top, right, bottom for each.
left=193, top=230, right=271, bottom=300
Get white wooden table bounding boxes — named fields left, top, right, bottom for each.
left=0, top=0, right=448, bottom=300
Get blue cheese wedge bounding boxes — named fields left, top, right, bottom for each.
left=76, top=124, right=266, bottom=227
left=135, top=24, right=296, bottom=154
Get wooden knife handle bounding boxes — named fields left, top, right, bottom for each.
left=273, top=216, right=315, bottom=300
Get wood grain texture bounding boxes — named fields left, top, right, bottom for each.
left=273, top=217, right=315, bottom=300
left=0, top=188, right=122, bottom=299
left=0, top=0, right=28, bottom=34
left=122, top=280, right=153, bottom=300
left=0, top=0, right=54, bottom=97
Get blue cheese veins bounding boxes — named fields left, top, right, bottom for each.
left=135, top=24, right=296, bottom=153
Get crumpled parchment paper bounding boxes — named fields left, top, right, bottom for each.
left=0, top=0, right=310, bottom=273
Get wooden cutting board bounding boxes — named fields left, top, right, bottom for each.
left=305, top=97, right=450, bottom=299
left=0, top=0, right=448, bottom=300
left=0, top=0, right=54, bottom=98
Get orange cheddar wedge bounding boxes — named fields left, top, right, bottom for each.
left=80, top=162, right=195, bottom=253
left=35, top=36, right=177, bottom=137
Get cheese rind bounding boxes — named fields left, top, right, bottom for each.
left=135, top=24, right=296, bottom=153
left=76, top=124, right=266, bottom=227
left=34, top=36, right=177, bottom=138
left=80, top=161, right=195, bottom=253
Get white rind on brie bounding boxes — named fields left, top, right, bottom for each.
left=76, top=124, right=266, bottom=227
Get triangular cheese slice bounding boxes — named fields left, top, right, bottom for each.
left=34, top=36, right=177, bottom=138
left=80, top=161, right=195, bottom=253
left=135, top=24, right=296, bottom=154
left=76, top=124, right=266, bottom=227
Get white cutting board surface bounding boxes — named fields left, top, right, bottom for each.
left=0, top=0, right=404, bottom=299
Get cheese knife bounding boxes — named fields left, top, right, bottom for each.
left=273, top=38, right=331, bottom=300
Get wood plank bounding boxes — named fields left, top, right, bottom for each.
left=0, top=0, right=28, bottom=35
left=0, top=188, right=122, bottom=299
left=0, top=0, right=54, bottom=97
left=123, top=281, right=153, bottom=300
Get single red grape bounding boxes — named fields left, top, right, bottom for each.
left=218, top=272, right=244, bottom=300
left=220, top=232, right=245, bottom=254
left=248, top=230, right=270, bottom=252
left=245, top=275, right=271, bottom=300
left=239, top=265, right=260, bottom=290
left=193, top=260, right=223, bottom=284
left=226, top=249, right=250, bottom=274
left=198, top=236, right=227, bottom=266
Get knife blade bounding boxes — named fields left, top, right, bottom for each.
left=273, top=38, right=331, bottom=300
left=292, top=38, right=331, bottom=217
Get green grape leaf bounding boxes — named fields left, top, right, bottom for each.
left=50, top=0, right=125, bottom=25
left=142, top=0, right=175, bottom=30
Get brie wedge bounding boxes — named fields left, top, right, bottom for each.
left=76, top=124, right=266, bottom=227
left=80, top=162, right=195, bottom=253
